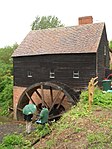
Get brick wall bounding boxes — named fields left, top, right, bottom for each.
left=13, top=86, right=26, bottom=119
left=78, top=16, right=93, bottom=25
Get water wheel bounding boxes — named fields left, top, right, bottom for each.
left=17, top=81, right=80, bottom=121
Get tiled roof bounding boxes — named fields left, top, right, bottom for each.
left=12, top=22, right=105, bottom=57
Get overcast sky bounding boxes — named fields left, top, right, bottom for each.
left=0, top=0, right=112, bottom=48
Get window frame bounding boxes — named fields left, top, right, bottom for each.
left=49, top=70, right=55, bottom=79
left=73, top=71, right=79, bottom=79
left=27, top=71, right=32, bottom=78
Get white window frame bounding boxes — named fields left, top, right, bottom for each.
left=50, top=71, right=55, bottom=79
left=27, top=71, right=32, bottom=78
left=73, top=71, right=79, bottom=79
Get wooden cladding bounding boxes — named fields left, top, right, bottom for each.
left=13, top=53, right=96, bottom=89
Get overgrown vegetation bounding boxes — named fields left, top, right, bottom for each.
left=109, top=40, right=112, bottom=52
left=0, top=87, right=112, bottom=148
left=33, top=88, right=112, bottom=148
left=35, top=124, right=51, bottom=138
left=0, top=43, right=18, bottom=115
left=81, top=87, right=112, bottom=109
left=0, top=134, right=30, bottom=149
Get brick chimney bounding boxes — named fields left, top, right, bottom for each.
left=78, top=16, right=93, bottom=25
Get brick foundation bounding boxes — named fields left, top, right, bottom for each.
left=13, top=86, right=26, bottom=119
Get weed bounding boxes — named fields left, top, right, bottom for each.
left=35, top=123, right=51, bottom=138
left=46, top=139, right=56, bottom=148
left=87, top=132, right=112, bottom=149
left=0, top=134, right=31, bottom=149
left=74, top=127, right=84, bottom=133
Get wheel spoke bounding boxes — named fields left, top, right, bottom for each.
left=25, top=91, right=36, bottom=105
left=50, top=86, right=53, bottom=103
left=17, top=107, right=23, bottom=112
left=17, top=81, right=79, bottom=121
left=56, top=94, right=66, bottom=109
left=35, top=89, right=41, bottom=100
left=35, top=88, right=49, bottom=109
left=41, top=85, right=49, bottom=108
left=41, top=85, right=44, bottom=104
left=49, top=90, right=62, bottom=113
left=43, top=101, right=49, bottom=109
left=49, top=112, right=64, bottom=120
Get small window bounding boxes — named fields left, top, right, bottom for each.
left=104, top=46, right=106, bottom=55
left=27, top=71, right=32, bottom=78
left=50, top=70, right=55, bottom=79
left=73, top=71, right=79, bottom=79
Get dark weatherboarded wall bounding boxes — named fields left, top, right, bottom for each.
left=13, top=53, right=96, bottom=90
left=97, top=25, right=110, bottom=86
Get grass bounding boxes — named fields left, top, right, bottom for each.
left=0, top=134, right=31, bottom=149
left=34, top=88, right=112, bottom=148
left=0, top=87, right=112, bottom=148
left=87, top=132, right=112, bottom=149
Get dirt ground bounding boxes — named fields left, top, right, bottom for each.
left=0, top=117, right=37, bottom=144
left=0, top=120, right=25, bottom=143
left=34, top=108, right=112, bottom=149
left=0, top=108, right=112, bottom=149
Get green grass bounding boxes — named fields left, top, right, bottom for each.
left=87, top=132, right=112, bottom=149
left=1, top=87, right=112, bottom=148
left=0, top=134, right=31, bottom=149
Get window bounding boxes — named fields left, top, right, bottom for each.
left=104, top=45, right=106, bottom=55
left=27, top=71, right=32, bottom=78
left=73, top=71, right=79, bottom=78
left=50, top=70, right=55, bottom=78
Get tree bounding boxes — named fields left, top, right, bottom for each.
left=0, top=43, right=18, bottom=64
left=109, top=40, right=112, bottom=52
left=31, top=15, right=64, bottom=30
left=0, top=44, right=17, bottom=115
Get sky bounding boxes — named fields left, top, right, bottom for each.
left=0, top=0, right=112, bottom=48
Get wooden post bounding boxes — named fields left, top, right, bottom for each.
left=88, top=77, right=98, bottom=110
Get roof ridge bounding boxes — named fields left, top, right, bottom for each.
left=30, top=22, right=104, bottom=33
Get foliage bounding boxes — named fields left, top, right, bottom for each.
left=1, top=89, right=112, bottom=148
left=31, top=15, right=64, bottom=30
left=110, top=64, right=112, bottom=70
left=0, top=43, right=18, bottom=64
left=35, top=123, right=51, bottom=138
left=0, top=78, right=13, bottom=115
left=0, top=44, right=17, bottom=115
left=87, top=132, right=112, bottom=149
left=109, top=40, right=112, bottom=52
left=80, top=87, right=112, bottom=108
left=34, top=92, right=112, bottom=148
left=0, top=134, right=30, bottom=149
left=45, top=139, right=56, bottom=149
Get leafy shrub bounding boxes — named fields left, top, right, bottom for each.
left=80, top=87, right=112, bottom=108
left=0, top=45, right=16, bottom=115
left=0, top=75, right=13, bottom=115
left=0, top=44, right=18, bottom=64
left=0, top=134, right=30, bottom=149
